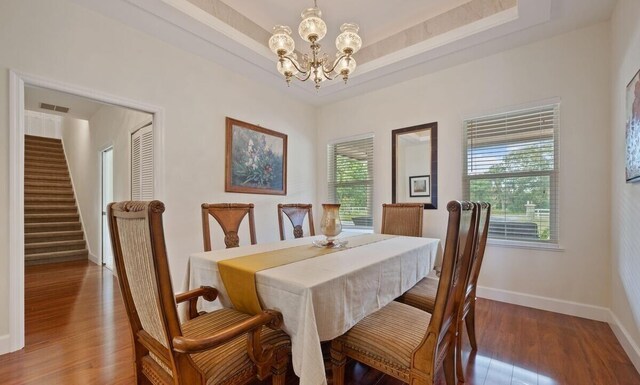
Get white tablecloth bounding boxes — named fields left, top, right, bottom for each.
left=185, top=234, right=439, bottom=385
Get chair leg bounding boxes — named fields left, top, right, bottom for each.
left=456, top=321, right=465, bottom=383
left=465, top=302, right=478, bottom=351
left=271, top=347, right=288, bottom=385
left=443, top=343, right=456, bottom=385
left=330, top=340, right=346, bottom=385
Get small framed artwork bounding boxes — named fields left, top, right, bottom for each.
left=225, top=117, right=287, bottom=195
left=626, top=69, right=640, bottom=183
left=409, top=175, right=431, bottom=197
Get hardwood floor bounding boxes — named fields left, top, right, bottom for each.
left=0, top=261, right=638, bottom=385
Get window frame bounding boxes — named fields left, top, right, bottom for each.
left=463, top=102, right=560, bottom=248
left=327, top=133, right=375, bottom=231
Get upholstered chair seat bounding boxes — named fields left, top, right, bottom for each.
left=400, top=275, right=439, bottom=313
left=182, top=309, right=291, bottom=385
left=334, top=301, right=431, bottom=378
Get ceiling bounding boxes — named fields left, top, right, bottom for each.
left=71, top=0, right=617, bottom=105
left=25, top=86, right=105, bottom=120
left=223, top=0, right=472, bottom=46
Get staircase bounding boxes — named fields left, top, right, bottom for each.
left=24, top=135, right=89, bottom=265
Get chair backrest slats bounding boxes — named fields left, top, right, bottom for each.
left=466, top=202, right=491, bottom=296
left=381, top=203, right=424, bottom=237
left=278, top=204, right=315, bottom=240
left=108, top=200, right=186, bottom=379
left=412, top=201, right=478, bottom=367
left=201, top=203, right=257, bottom=250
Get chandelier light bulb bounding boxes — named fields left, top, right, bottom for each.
left=269, top=25, right=295, bottom=56
left=277, top=55, right=300, bottom=77
left=334, top=55, right=356, bottom=76
left=298, top=7, right=327, bottom=43
left=335, top=23, right=362, bottom=55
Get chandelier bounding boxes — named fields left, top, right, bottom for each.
left=268, top=1, right=362, bottom=90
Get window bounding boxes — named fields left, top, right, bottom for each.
left=327, top=135, right=374, bottom=230
left=463, top=104, right=559, bottom=244
left=131, top=123, right=153, bottom=200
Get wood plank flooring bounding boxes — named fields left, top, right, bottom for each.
left=0, top=260, right=638, bottom=385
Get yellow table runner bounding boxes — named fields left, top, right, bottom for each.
left=218, top=234, right=395, bottom=314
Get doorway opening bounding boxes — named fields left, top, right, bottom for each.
left=8, top=70, right=165, bottom=353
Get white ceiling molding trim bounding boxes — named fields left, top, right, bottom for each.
left=70, top=0, right=613, bottom=105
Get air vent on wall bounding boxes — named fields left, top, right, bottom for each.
left=40, top=103, right=70, bottom=113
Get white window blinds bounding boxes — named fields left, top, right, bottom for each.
left=463, top=104, right=559, bottom=244
left=131, top=123, right=154, bottom=200
left=327, top=135, right=374, bottom=229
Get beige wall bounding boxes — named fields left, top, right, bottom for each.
left=62, top=105, right=152, bottom=261
left=610, top=0, right=640, bottom=362
left=0, top=0, right=317, bottom=338
left=317, top=22, right=612, bottom=309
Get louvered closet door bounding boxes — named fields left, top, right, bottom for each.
left=131, top=124, right=153, bottom=200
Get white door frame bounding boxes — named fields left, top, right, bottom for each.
left=100, top=144, right=114, bottom=268
left=8, top=70, right=166, bottom=353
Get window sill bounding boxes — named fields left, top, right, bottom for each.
left=342, top=228, right=374, bottom=234
left=487, top=238, right=564, bottom=252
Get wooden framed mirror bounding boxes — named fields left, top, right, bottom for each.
left=392, top=122, right=438, bottom=209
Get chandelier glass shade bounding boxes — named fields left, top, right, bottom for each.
left=268, top=2, right=362, bottom=90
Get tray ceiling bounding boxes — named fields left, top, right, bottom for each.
left=71, top=0, right=616, bottom=105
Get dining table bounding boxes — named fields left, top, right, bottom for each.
left=184, top=233, right=440, bottom=385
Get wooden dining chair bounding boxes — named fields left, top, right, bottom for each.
left=331, top=201, right=478, bottom=385
left=108, top=200, right=290, bottom=385
left=400, top=202, right=489, bottom=382
left=381, top=203, right=424, bottom=237
left=277, top=203, right=315, bottom=240
left=202, top=203, right=257, bottom=250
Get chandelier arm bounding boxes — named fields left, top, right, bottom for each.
left=321, top=67, right=335, bottom=81
left=280, top=55, right=309, bottom=75
left=324, top=53, right=349, bottom=74
left=293, top=71, right=313, bottom=82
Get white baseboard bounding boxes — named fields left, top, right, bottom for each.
left=0, top=334, right=10, bottom=355
left=476, top=286, right=610, bottom=322
left=609, top=311, right=640, bottom=374
left=88, top=253, right=101, bottom=266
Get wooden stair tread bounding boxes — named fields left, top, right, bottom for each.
left=24, top=167, right=70, bottom=174
left=25, top=189, right=74, bottom=196
left=25, top=156, right=67, bottom=164
left=25, top=240, right=87, bottom=255
left=25, top=205, right=77, bottom=211
left=24, top=161, right=68, bottom=169
left=25, top=197, right=76, bottom=203
left=25, top=249, right=88, bottom=264
left=25, top=213, right=80, bottom=223
left=24, top=181, right=72, bottom=188
left=25, top=143, right=63, bottom=150
left=25, top=221, right=82, bottom=227
left=25, top=222, right=82, bottom=234
left=25, top=174, right=70, bottom=182
left=25, top=230, right=84, bottom=241
left=25, top=135, right=62, bottom=144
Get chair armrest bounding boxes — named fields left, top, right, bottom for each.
left=175, top=286, right=218, bottom=320
left=172, top=309, right=283, bottom=354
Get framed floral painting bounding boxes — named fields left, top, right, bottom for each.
left=225, top=117, right=287, bottom=195
left=627, top=69, right=640, bottom=183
